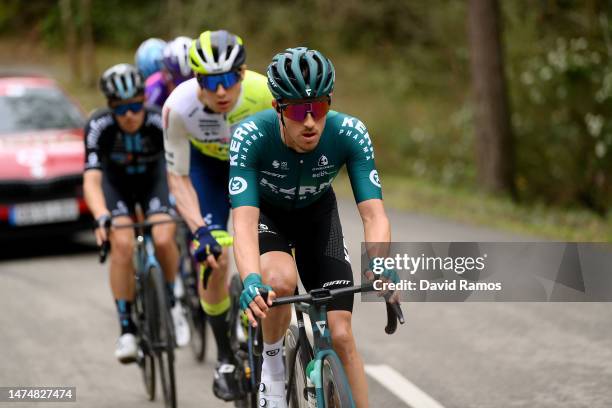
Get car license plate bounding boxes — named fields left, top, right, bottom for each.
left=9, top=199, right=79, bottom=226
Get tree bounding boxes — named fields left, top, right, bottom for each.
left=59, top=0, right=81, bottom=82
left=167, top=0, right=183, bottom=37
left=81, top=0, right=96, bottom=87
left=468, top=0, right=516, bottom=196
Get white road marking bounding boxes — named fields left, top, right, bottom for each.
left=365, top=364, right=445, bottom=408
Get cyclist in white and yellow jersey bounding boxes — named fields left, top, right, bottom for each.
left=162, top=29, right=272, bottom=401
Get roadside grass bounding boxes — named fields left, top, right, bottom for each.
left=334, top=172, right=612, bottom=241
left=2, top=38, right=611, bottom=241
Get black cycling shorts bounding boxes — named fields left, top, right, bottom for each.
left=258, top=188, right=354, bottom=312
left=102, top=160, right=175, bottom=218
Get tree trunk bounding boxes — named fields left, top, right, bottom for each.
left=468, top=0, right=516, bottom=196
left=81, top=0, right=96, bottom=87
left=59, top=0, right=81, bottom=82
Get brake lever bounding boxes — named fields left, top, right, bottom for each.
left=252, top=288, right=269, bottom=357
left=383, top=289, right=405, bottom=334
left=199, top=245, right=223, bottom=290
left=99, top=240, right=110, bottom=264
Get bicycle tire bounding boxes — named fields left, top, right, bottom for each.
left=133, top=275, right=156, bottom=401
left=148, top=265, right=177, bottom=408
left=321, top=354, right=352, bottom=408
left=140, top=350, right=156, bottom=401
left=187, top=300, right=207, bottom=362
left=285, top=324, right=313, bottom=408
left=181, top=231, right=208, bottom=362
left=136, top=287, right=156, bottom=401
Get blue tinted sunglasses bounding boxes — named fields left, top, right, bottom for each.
left=112, top=102, right=144, bottom=115
left=197, top=71, right=241, bottom=91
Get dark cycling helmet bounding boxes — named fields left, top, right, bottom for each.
left=135, top=38, right=166, bottom=79
left=267, top=47, right=335, bottom=101
left=162, top=36, right=193, bottom=84
left=99, top=63, right=145, bottom=101
left=189, top=30, right=246, bottom=75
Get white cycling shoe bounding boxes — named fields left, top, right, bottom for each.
left=115, top=333, right=138, bottom=364
left=171, top=304, right=191, bottom=347
left=258, top=379, right=287, bottom=408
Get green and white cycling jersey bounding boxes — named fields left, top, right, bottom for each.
left=162, top=70, right=272, bottom=174
left=228, top=109, right=382, bottom=210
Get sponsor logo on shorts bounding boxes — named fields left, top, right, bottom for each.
left=369, top=169, right=381, bottom=187
left=87, top=152, right=98, bottom=166
left=204, top=213, right=213, bottom=226
left=258, top=223, right=276, bottom=235
left=228, top=177, right=248, bottom=195
left=112, top=200, right=129, bottom=216
left=149, top=197, right=161, bottom=211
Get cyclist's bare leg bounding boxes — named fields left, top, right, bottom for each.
left=197, top=247, right=229, bottom=304
left=328, top=310, right=368, bottom=408
left=149, top=213, right=179, bottom=282
left=109, top=215, right=135, bottom=300
left=260, top=251, right=298, bottom=343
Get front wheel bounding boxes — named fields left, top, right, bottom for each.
left=138, top=349, right=156, bottom=401
left=285, top=325, right=312, bottom=408
left=321, top=354, right=353, bottom=408
left=148, top=265, right=177, bottom=408
left=185, top=295, right=207, bottom=362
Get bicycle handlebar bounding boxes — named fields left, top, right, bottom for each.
left=256, top=282, right=405, bottom=335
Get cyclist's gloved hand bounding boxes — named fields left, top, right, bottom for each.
left=94, top=213, right=111, bottom=246
left=192, top=225, right=222, bottom=263
left=239, top=273, right=273, bottom=325
left=368, top=258, right=400, bottom=301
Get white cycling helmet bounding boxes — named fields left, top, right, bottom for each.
left=162, top=36, right=193, bottom=84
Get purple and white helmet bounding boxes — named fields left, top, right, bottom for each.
left=162, top=36, right=194, bottom=85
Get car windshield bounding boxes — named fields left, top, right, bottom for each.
left=0, top=85, right=84, bottom=134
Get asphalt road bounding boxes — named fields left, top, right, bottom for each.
left=0, top=200, right=610, bottom=408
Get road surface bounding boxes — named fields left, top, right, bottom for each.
left=0, top=201, right=610, bottom=408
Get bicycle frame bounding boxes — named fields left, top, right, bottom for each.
left=291, top=300, right=355, bottom=408
left=276, top=283, right=403, bottom=408
left=137, top=230, right=161, bottom=276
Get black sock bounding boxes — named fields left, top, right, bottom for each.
left=208, top=309, right=233, bottom=362
left=115, top=299, right=136, bottom=335
left=166, top=282, right=176, bottom=308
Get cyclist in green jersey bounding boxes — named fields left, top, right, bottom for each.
left=230, top=47, right=395, bottom=408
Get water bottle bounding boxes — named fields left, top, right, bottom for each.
left=305, top=360, right=317, bottom=408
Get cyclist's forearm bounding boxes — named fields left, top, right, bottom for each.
left=358, top=199, right=391, bottom=258
left=232, top=206, right=261, bottom=280
left=167, top=172, right=206, bottom=232
left=83, top=170, right=109, bottom=219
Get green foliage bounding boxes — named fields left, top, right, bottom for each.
left=504, top=2, right=612, bottom=212
left=5, top=0, right=612, bottom=214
